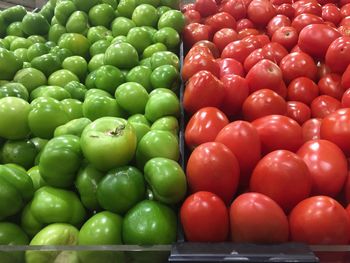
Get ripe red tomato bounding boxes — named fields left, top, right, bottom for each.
left=276, top=4, right=295, bottom=19
left=341, top=88, right=350, bottom=107
left=221, top=40, right=256, bottom=63
left=286, top=101, right=311, bottom=125
left=252, top=115, right=303, bottom=154
left=184, top=10, right=201, bottom=25
left=302, top=118, right=322, bottom=142
left=247, top=0, right=276, bottom=26
left=217, top=58, right=245, bottom=78
left=213, top=28, right=239, bottom=52
left=292, top=0, right=318, bottom=11
left=242, top=89, right=287, bottom=121
left=195, top=0, right=218, bottom=17
left=180, top=191, right=229, bottom=242
left=297, top=139, right=348, bottom=197
left=250, top=150, right=312, bottom=212
left=294, top=2, right=322, bottom=17
left=221, top=74, right=249, bottom=117
left=318, top=73, right=344, bottom=100
left=243, top=48, right=264, bottom=72
left=266, top=15, right=291, bottom=37
left=185, top=45, right=214, bottom=62
left=181, top=3, right=195, bottom=12
left=215, top=121, right=261, bottom=187
left=338, top=25, right=350, bottom=36
left=186, top=142, right=240, bottom=205
left=205, top=12, right=237, bottom=32
left=341, top=63, right=350, bottom=88
left=341, top=4, right=350, bottom=17
left=317, top=61, right=332, bottom=80
left=310, top=95, right=341, bottom=118
left=242, top=34, right=269, bottom=49
left=344, top=172, right=350, bottom=204
left=220, top=0, right=247, bottom=20
left=322, top=4, right=341, bottom=25
left=289, top=196, right=350, bottom=244
left=287, top=77, right=319, bottom=105
left=261, top=42, right=289, bottom=65
left=272, top=26, right=298, bottom=51
left=246, top=59, right=283, bottom=93
left=298, top=24, right=341, bottom=59
left=325, top=36, right=350, bottom=74
left=276, top=81, right=288, bottom=98
left=238, top=28, right=260, bottom=39
left=183, top=23, right=212, bottom=47
left=320, top=108, right=350, bottom=156
left=340, top=16, right=350, bottom=26
left=236, top=19, right=255, bottom=32
left=182, top=53, right=220, bottom=81
left=193, top=40, right=221, bottom=58
left=229, top=193, right=289, bottom=243
left=291, top=13, right=324, bottom=33
left=271, top=0, right=292, bottom=5
left=183, top=70, right=225, bottom=115
left=279, top=52, right=318, bottom=83
left=185, top=107, right=229, bottom=150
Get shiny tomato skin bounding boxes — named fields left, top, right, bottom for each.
left=221, top=40, right=256, bottom=63
left=302, top=118, right=322, bottom=142
left=247, top=0, right=276, bottom=27
left=183, top=23, right=212, bottom=48
left=195, top=0, right=218, bottom=17
left=213, top=28, right=239, bottom=52
left=276, top=4, right=295, bottom=19
left=322, top=4, right=341, bottom=25
left=184, top=10, right=201, bottom=25
left=325, top=36, right=350, bottom=74
left=205, top=12, right=237, bottom=32
left=340, top=16, right=350, bottom=26
left=215, top=121, right=261, bottom=187
left=243, top=48, right=264, bottom=72
left=181, top=3, right=195, bottom=12
left=242, top=34, right=268, bottom=49
left=252, top=115, right=303, bottom=154
left=318, top=73, right=344, bottom=100
left=217, top=58, right=245, bottom=78
left=287, top=77, right=319, bottom=105
left=297, top=139, right=348, bottom=197
left=276, top=81, right=288, bottom=98
left=220, top=0, right=247, bottom=20
left=236, top=18, right=255, bottom=31
left=230, top=193, right=289, bottom=243
left=317, top=62, right=332, bottom=80
left=180, top=191, right=229, bottom=242
left=238, top=28, right=260, bottom=39
left=291, top=13, right=324, bottom=33
left=289, top=196, right=350, bottom=245
left=310, top=95, right=341, bottom=119
left=294, top=2, right=322, bottom=17
left=185, top=45, right=214, bottom=62
left=341, top=88, right=350, bottom=107
left=182, top=53, right=220, bottom=81
left=185, top=107, right=229, bottom=150
left=242, top=89, right=287, bottom=121
left=261, top=42, right=289, bottom=65
left=266, top=15, right=291, bottom=37
left=272, top=26, right=298, bottom=51
left=341, top=4, right=350, bottom=17
left=338, top=25, right=350, bottom=36
left=186, top=142, right=240, bottom=205
left=286, top=101, right=311, bottom=125
left=193, top=40, right=221, bottom=59
left=271, top=0, right=292, bottom=5
left=250, top=150, right=312, bottom=212
left=341, top=64, right=350, bottom=89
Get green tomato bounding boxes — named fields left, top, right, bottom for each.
left=0, top=97, right=30, bottom=140
left=136, top=0, right=160, bottom=6
left=95, top=65, right=125, bottom=94
left=30, top=85, right=71, bottom=101
left=3, top=35, right=18, bottom=45
left=6, top=22, right=25, bottom=37
left=54, top=0, right=77, bottom=25
left=150, top=50, right=179, bottom=70
left=87, top=26, right=112, bottom=44
left=104, top=42, right=139, bottom=69
left=129, top=122, right=151, bottom=144
left=21, top=203, right=43, bottom=238
left=117, top=0, right=136, bottom=18
left=58, top=33, right=90, bottom=58
left=30, top=54, right=62, bottom=77
left=61, top=98, right=83, bottom=120
left=151, top=116, right=179, bottom=135
left=126, top=65, right=153, bottom=92
left=83, top=95, right=124, bottom=121
left=160, top=0, right=180, bottom=9
left=28, top=97, right=69, bottom=139
left=62, top=56, right=88, bottom=81
left=13, top=68, right=47, bottom=93
left=27, top=166, right=46, bottom=191
left=63, top=80, right=87, bottom=101
left=54, top=117, right=91, bottom=137
left=132, top=4, right=159, bottom=27
left=153, top=27, right=180, bottom=49
left=13, top=48, right=29, bottom=63
left=10, top=37, right=33, bottom=51
left=27, top=35, right=46, bottom=44
left=48, top=24, right=67, bottom=43
left=66, top=11, right=89, bottom=35
left=22, top=13, right=50, bottom=36
left=97, top=166, right=146, bottom=214
left=73, top=0, right=100, bottom=12
left=115, top=82, right=149, bottom=115
left=81, top=117, right=137, bottom=171
left=0, top=82, right=29, bottom=101
left=30, top=137, right=48, bottom=153
left=2, top=5, right=27, bottom=24
left=1, top=140, right=37, bottom=169
left=0, top=39, right=10, bottom=50
left=45, top=41, right=56, bottom=49
left=126, top=27, right=154, bottom=54
left=39, top=2, right=55, bottom=22
left=85, top=71, right=97, bottom=89
left=111, top=17, right=135, bottom=37
left=27, top=43, right=50, bottom=61
left=89, top=4, right=115, bottom=27
left=88, top=54, right=105, bottom=72
left=102, top=0, right=118, bottom=8
left=142, top=42, right=167, bottom=59
left=111, top=35, right=127, bottom=44
left=0, top=48, right=23, bottom=80
left=140, top=57, right=152, bottom=68
left=158, top=10, right=185, bottom=33
left=150, top=64, right=179, bottom=90
left=50, top=46, right=74, bottom=62
left=128, top=113, right=151, bottom=126
left=48, top=69, right=79, bottom=87
left=89, top=39, right=110, bottom=56
left=157, top=6, right=171, bottom=16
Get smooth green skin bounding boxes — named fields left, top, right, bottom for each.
left=75, top=163, right=103, bottom=210
left=89, top=4, right=115, bottom=27
left=95, top=65, right=125, bottom=94
left=27, top=43, right=50, bottom=62
left=10, top=37, right=33, bottom=51
left=85, top=72, right=97, bottom=89
left=142, top=43, right=167, bottom=59
left=27, top=166, right=46, bottom=191
left=153, top=27, right=180, bottom=49
left=62, top=56, right=88, bottom=81
left=132, top=4, right=159, bottom=27
left=151, top=116, right=179, bottom=135
left=63, top=81, right=86, bottom=101
left=111, top=17, right=135, bottom=37
left=6, top=22, right=25, bottom=37
left=21, top=203, right=44, bottom=238
left=73, top=0, right=101, bottom=12
left=61, top=98, right=83, bottom=120
left=2, top=5, right=26, bottom=24
left=27, top=35, right=46, bottom=44
left=0, top=97, right=30, bottom=140
left=145, top=90, right=180, bottom=122
left=81, top=117, right=137, bottom=171
left=150, top=51, right=179, bottom=70
left=115, top=82, right=149, bottom=115
left=31, top=54, right=62, bottom=77
left=144, top=157, right=186, bottom=204
left=28, top=97, right=69, bottom=139
left=3, top=36, right=18, bottom=45
left=157, top=6, right=171, bottom=16
left=89, top=39, right=110, bottom=56
left=123, top=200, right=177, bottom=244
left=0, top=39, right=10, bottom=50
left=128, top=114, right=151, bottom=126
left=13, top=68, right=47, bottom=93
left=54, top=0, right=76, bottom=25
left=39, top=2, right=54, bottom=22
left=117, top=0, right=136, bottom=18
left=149, top=87, right=177, bottom=97
left=129, top=122, right=151, bottom=144
left=22, top=13, right=50, bottom=36
left=0, top=82, right=29, bottom=101
left=158, top=10, right=185, bottom=33
left=30, top=137, right=48, bottom=153
left=0, top=165, right=34, bottom=220
left=87, top=26, right=112, bottom=44
left=1, top=140, right=37, bottom=170
left=0, top=48, right=23, bottom=80
left=97, top=166, right=146, bottom=214
left=48, top=69, right=79, bottom=87
left=88, top=54, right=105, bottom=72
left=136, top=130, right=179, bottom=169
left=13, top=48, right=29, bottom=64
left=50, top=46, right=74, bottom=62
left=54, top=117, right=91, bottom=137
left=150, top=64, right=179, bottom=91
left=126, top=27, right=153, bottom=54
left=126, top=65, right=153, bottom=92
left=58, top=33, right=90, bottom=58
left=26, top=223, right=79, bottom=263
left=30, top=85, right=71, bottom=101
left=111, top=35, right=127, bottom=44
left=66, top=11, right=89, bottom=35
left=102, top=0, right=118, bottom=8
left=104, top=42, right=139, bottom=70
left=160, top=0, right=180, bottom=9
left=48, top=24, right=66, bottom=44
left=22, top=61, right=32, bottom=68
left=83, top=95, right=124, bottom=121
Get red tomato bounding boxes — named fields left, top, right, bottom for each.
left=193, top=40, right=220, bottom=58
left=230, top=193, right=289, bottom=243
left=341, top=88, right=350, bottom=107
left=291, top=13, right=324, bottom=33
left=340, top=16, right=350, bottom=26
left=276, top=4, right=295, bottom=19
left=341, top=63, right=350, bottom=89
left=271, top=26, right=298, bottom=51
left=183, top=23, right=212, bottom=48
left=221, top=74, right=249, bottom=116
left=322, top=4, right=341, bottom=25
left=242, top=89, right=287, bottom=121
left=217, top=58, right=244, bottom=78
left=298, top=24, right=341, bottom=59
left=287, top=77, right=319, bottom=105
left=302, top=118, right=322, bottom=142
left=341, top=4, right=350, bottom=18
left=290, top=45, right=302, bottom=52
left=184, top=10, right=201, bottom=25
left=294, top=2, right=322, bottom=17
left=317, top=61, right=332, bottom=80
left=286, top=101, right=311, bottom=125
left=310, top=95, right=341, bottom=118
left=318, top=73, right=344, bottom=100
left=181, top=3, right=195, bottom=12
left=221, top=40, right=256, bottom=63
left=246, top=59, right=283, bottom=93
left=238, top=28, right=260, bottom=39
left=220, top=0, right=247, bottom=20
left=289, top=196, right=350, bottom=245
left=276, top=81, right=288, bottom=98
left=215, top=121, right=261, bottom=186
left=344, top=172, right=350, bottom=204
left=186, top=142, right=240, bottom=205
left=252, top=115, right=303, bottom=154
left=247, top=0, right=276, bottom=26
left=185, top=45, right=214, bottom=62
left=317, top=0, right=338, bottom=4
left=185, top=107, right=229, bottom=150
left=320, top=108, right=350, bottom=156
left=184, top=71, right=225, bottom=115
left=213, top=28, right=239, bottom=52
left=242, top=34, right=269, bottom=49
left=271, top=0, right=292, bottom=5
left=338, top=25, right=350, bottom=36
left=195, top=0, right=218, bottom=17
left=236, top=18, right=255, bottom=31
left=279, top=52, right=318, bottom=83
left=243, top=48, right=264, bottom=72
left=205, top=12, right=237, bottom=32
left=182, top=53, right=220, bottom=81
left=250, top=150, right=312, bottom=212
left=297, top=139, right=348, bottom=197
left=261, top=42, right=289, bottom=65
left=180, top=191, right=229, bottom=242
left=325, top=36, right=350, bottom=74
left=266, top=15, right=291, bottom=37
left=340, top=0, right=350, bottom=6
left=292, top=0, right=318, bottom=10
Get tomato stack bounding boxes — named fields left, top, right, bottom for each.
left=180, top=0, right=350, bottom=245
